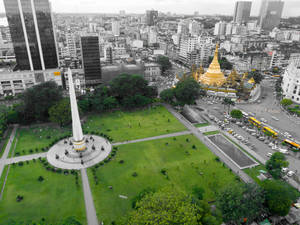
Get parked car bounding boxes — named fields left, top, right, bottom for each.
left=282, top=168, right=288, bottom=173
left=267, top=152, right=273, bottom=157
left=287, top=171, right=295, bottom=177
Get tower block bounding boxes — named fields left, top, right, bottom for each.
left=68, top=68, right=86, bottom=151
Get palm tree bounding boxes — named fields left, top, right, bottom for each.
left=222, top=97, right=235, bottom=114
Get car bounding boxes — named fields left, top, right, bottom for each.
left=259, top=137, right=265, bottom=141
left=287, top=171, right=295, bottom=177
left=261, top=118, right=267, bottom=123
left=282, top=167, right=288, bottom=173
left=269, top=142, right=275, bottom=147
left=267, top=152, right=273, bottom=157
left=272, top=116, right=279, bottom=121
left=251, top=132, right=256, bottom=136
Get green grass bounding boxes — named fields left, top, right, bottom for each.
left=88, top=135, right=239, bottom=224
left=0, top=161, right=86, bottom=225
left=83, top=105, right=186, bottom=142
left=194, top=123, right=210, bottom=128
left=244, top=165, right=267, bottom=185
left=203, top=131, right=220, bottom=136
left=0, top=127, right=13, bottom=159
left=13, top=125, right=70, bottom=157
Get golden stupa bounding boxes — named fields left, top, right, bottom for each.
left=199, top=44, right=226, bottom=87
left=226, top=69, right=239, bottom=88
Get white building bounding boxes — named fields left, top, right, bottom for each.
left=144, top=63, right=161, bottom=82
left=148, top=29, right=158, bottom=45
left=0, top=69, right=62, bottom=96
left=66, top=31, right=77, bottom=58
left=289, top=53, right=300, bottom=68
left=112, top=21, right=120, bottom=36
left=189, top=20, right=201, bottom=36
left=282, top=62, right=300, bottom=104
left=132, top=40, right=143, bottom=48
left=214, top=21, right=227, bottom=36
left=179, top=36, right=198, bottom=62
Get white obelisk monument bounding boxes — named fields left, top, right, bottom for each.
left=68, top=68, right=86, bottom=151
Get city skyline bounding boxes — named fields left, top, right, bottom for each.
left=0, top=0, right=300, bottom=17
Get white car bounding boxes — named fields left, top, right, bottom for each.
left=267, top=152, right=273, bottom=157
left=272, top=116, right=279, bottom=121
left=279, top=149, right=289, bottom=154
left=287, top=171, right=295, bottom=177
left=282, top=168, right=288, bottom=173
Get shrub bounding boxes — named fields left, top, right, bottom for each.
left=132, top=172, right=138, bottom=177
left=18, top=162, right=24, bottom=166
left=38, top=176, right=44, bottom=182
left=215, top=157, right=220, bottom=162
left=160, top=168, right=167, bottom=175
left=16, top=195, right=24, bottom=202
left=192, top=145, right=197, bottom=149
left=119, top=160, right=124, bottom=164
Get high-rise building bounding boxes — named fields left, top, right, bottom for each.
left=81, top=36, right=101, bottom=87
left=233, top=1, right=252, bottom=24
left=66, top=31, right=77, bottom=58
left=112, top=21, right=120, bottom=36
left=146, top=10, right=158, bottom=26
left=259, top=0, right=284, bottom=31
left=3, top=0, right=58, bottom=71
left=214, top=21, right=227, bottom=36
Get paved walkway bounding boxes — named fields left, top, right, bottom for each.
left=164, top=104, right=253, bottom=183
left=5, top=152, right=47, bottom=165
left=197, top=125, right=218, bottom=133
left=81, top=169, right=99, bottom=225
left=0, top=125, right=18, bottom=180
left=113, top=130, right=192, bottom=146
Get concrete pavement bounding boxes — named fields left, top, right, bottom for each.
left=5, top=152, right=47, bottom=165
left=81, top=168, right=99, bottom=225
left=113, top=130, right=192, bottom=146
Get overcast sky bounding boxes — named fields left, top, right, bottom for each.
left=0, top=0, right=300, bottom=17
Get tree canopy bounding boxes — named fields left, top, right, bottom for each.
left=174, top=77, right=202, bottom=105
left=230, top=109, right=243, bottom=119
left=262, top=180, right=299, bottom=216
left=280, top=98, right=293, bottom=107
left=19, top=81, right=63, bottom=123
left=110, top=74, right=157, bottom=108
left=157, top=56, right=172, bottom=75
left=121, top=188, right=220, bottom=225
left=160, top=88, right=175, bottom=104
left=49, top=98, right=72, bottom=127
left=266, top=152, right=289, bottom=179
left=216, top=183, right=265, bottom=224
left=248, top=70, right=263, bottom=84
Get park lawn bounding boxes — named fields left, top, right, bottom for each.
left=244, top=164, right=267, bottom=185
left=88, top=134, right=238, bottom=224
left=195, top=123, right=210, bottom=128
left=0, top=161, right=86, bottom=225
left=12, top=125, right=71, bottom=157
left=0, top=127, right=13, bottom=159
left=83, top=105, right=186, bottom=142
left=203, top=131, right=220, bottom=135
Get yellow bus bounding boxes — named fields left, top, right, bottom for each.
left=248, top=117, right=262, bottom=128
left=284, top=139, right=300, bottom=151
left=262, top=126, right=278, bottom=138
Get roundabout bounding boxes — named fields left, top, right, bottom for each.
left=47, top=135, right=112, bottom=170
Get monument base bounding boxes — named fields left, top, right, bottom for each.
left=47, top=135, right=112, bottom=170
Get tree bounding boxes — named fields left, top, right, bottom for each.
left=216, top=183, right=265, bottom=224
left=20, top=81, right=63, bottom=123
left=266, top=152, right=289, bottom=179
left=110, top=74, right=157, bottom=107
left=248, top=69, right=263, bottom=84
left=230, top=109, right=243, bottom=119
left=49, top=99, right=71, bottom=127
left=61, top=216, right=82, bottom=225
left=174, top=77, right=201, bottom=105
left=121, top=188, right=220, bottom=225
left=157, top=56, right=172, bottom=75
left=262, top=180, right=299, bottom=216
left=160, top=88, right=175, bottom=104
left=280, top=98, right=293, bottom=107
left=222, top=98, right=235, bottom=114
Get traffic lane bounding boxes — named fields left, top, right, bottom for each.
left=227, top=123, right=300, bottom=176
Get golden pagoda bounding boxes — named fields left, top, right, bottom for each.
left=199, top=44, right=226, bottom=87
left=226, top=69, right=239, bottom=88
left=248, top=77, right=255, bottom=84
